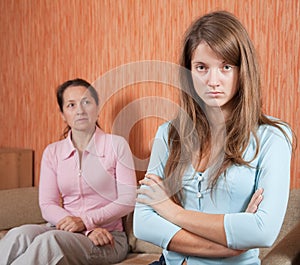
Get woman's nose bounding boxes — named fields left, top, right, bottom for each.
left=76, top=104, right=84, bottom=114
left=207, top=69, right=220, bottom=88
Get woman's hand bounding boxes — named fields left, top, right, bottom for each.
left=56, top=216, right=86, bottom=232
left=137, top=174, right=181, bottom=218
left=88, top=228, right=114, bottom=246
left=246, top=188, right=264, bottom=213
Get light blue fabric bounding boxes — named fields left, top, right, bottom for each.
left=134, top=120, right=292, bottom=265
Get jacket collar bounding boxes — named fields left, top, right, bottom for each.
left=61, top=127, right=106, bottom=160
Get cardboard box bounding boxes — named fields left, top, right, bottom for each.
left=0, top=148, right=34, bottom=190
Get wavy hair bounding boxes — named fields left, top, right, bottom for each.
left=164, top=11, right=294, bottom=204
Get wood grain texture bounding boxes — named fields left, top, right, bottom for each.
left=0, top=0, right=299, bottom=188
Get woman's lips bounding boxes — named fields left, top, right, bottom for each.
left=75, top=118, right=88, bottom=122
left=206, top=91, right=223, bottom=96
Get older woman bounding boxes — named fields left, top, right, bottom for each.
left=0, top=78, right=136, bottom=265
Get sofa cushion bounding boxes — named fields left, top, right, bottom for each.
left=261, top=221, right=300, bottom=265
left=0, top=187, right=45, bottom=230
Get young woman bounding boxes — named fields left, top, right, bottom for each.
left=0, top=78, right=137, bottom=265
left=134, top=11, right=294, bottom=265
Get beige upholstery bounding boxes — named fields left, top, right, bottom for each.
left=260, top=189, right=300, bottom=263
left=0, top=187, right=45, bottom=231
left=0, top=187, right=299, bottom=265
left=262, top=221, right=300, bottom=265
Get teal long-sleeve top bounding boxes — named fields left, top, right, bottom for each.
left=134, top=120, right=292, bottom=265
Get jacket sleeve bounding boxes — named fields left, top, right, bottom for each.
left=133, top=123, right=182, bottom=249
left=81, top=136, right=137, bottom=231
left=224, top=125, right=293, bottom=249
left=39, top=145, right=71, bottom=225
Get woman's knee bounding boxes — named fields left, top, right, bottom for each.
left=7, top=224, right=45, bottom=240
left=34, top=230, right=79, bottom=247
left=34, top=230, right=63, bottom=242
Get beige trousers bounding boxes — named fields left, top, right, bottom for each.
left=0, top=224, right=128, bottom=265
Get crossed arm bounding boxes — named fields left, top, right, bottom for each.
left=168, top=189, right=263, bottom=257
left=134, top=123, right=291, bottom=258
left=136, top=174, right=263, bottom=257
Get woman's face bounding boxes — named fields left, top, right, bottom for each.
left=191, top=41, right=239, bottom=115
left=61, top=85, right=99, bottom=133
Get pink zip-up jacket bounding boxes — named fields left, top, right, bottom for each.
left=39, top=127, right=137, bottom=234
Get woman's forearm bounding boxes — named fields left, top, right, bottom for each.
left=165, top=188, right=263, bottom=248
left=138, top=175, right=227, bottom=246
left=138, top=175, right=264, bottom=248
left=168, top=229, right=243, bottom=258
left=166, top=206, right=227, bottom=246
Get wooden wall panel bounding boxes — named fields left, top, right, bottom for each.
left=0, top=0, right=299, bottom=188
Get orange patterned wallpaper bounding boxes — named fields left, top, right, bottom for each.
left=0, top=0, right=299, bottom=188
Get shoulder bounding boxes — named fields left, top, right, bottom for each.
left=95, top=129, right=132, bottom=157
left=41, top=138, right=71, bottom=166
left=155, top=121, right=171, bottom=139
left=257, top=116, right=293, bottom=149
left=258, top=116, right=292, bottom=137
left=43, top=138, right=68, bottom=155
left=101, top=132, right=129, bottom=147
left=94, top=127, right=127, bottom=145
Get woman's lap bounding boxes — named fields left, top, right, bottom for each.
left=1, top=224, right=129, bottom=265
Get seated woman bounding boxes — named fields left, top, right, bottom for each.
left=0, top=78, right=137, bottom=265
left=134, top=11, right=294, bottom=265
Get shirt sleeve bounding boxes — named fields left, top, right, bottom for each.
left=133, top=122, right=182, bottom=249
left=39, top=145, right=71, bottom=225
left=81, top=137, right=137, bottom=231
left=224, top=124, right=293, bottom=249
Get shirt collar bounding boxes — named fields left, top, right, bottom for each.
left=61, top=132, right=76, bottom=160
left=61, top=127, right=106, bottom=160
left=85, top=127, right=106, bottom=157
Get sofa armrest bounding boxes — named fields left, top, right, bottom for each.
left=0, top=187, right=45, bottom=231
left=262, top=221, right=300, bottom=265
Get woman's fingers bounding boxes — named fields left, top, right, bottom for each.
left=246, top=188, right=264, bottom=213
left=136, top=186, right=154, bottom=199
left=139, top=178, right=156, bottom=190
left=137, top=175, right=170, bottom=207
left=146, top=174, right=166, bottom=188
left=88, top=228, right=115, bottom=246
left=140, top=174, right=166, bottom=191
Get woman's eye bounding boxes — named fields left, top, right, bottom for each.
left=82, top=100, right=90, bottom=105
left=222, top=65, right=233, bottom=71
left=67, top=103, right=75, bottom=108
left=196, top=65, right=207, bottom=72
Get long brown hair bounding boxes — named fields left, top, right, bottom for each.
left=164, top=11, right=294, bottom=204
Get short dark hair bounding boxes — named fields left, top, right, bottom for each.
left=56, top=78, right=99, bottom=113
left=56, top=78, right=100, bottom=138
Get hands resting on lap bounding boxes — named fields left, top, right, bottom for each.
left=56, top=216, right=114, bottom=246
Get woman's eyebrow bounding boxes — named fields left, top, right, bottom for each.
left=192, top=60, right=205, bottom=65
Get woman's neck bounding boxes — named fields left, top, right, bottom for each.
left=204, top=106, right=227, bottom=129
left=71, top=127, right=96, bottom=152
left=195, top=106, right=228, bottom=171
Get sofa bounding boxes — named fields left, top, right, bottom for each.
left=0, top=187, right=299, bottom=265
